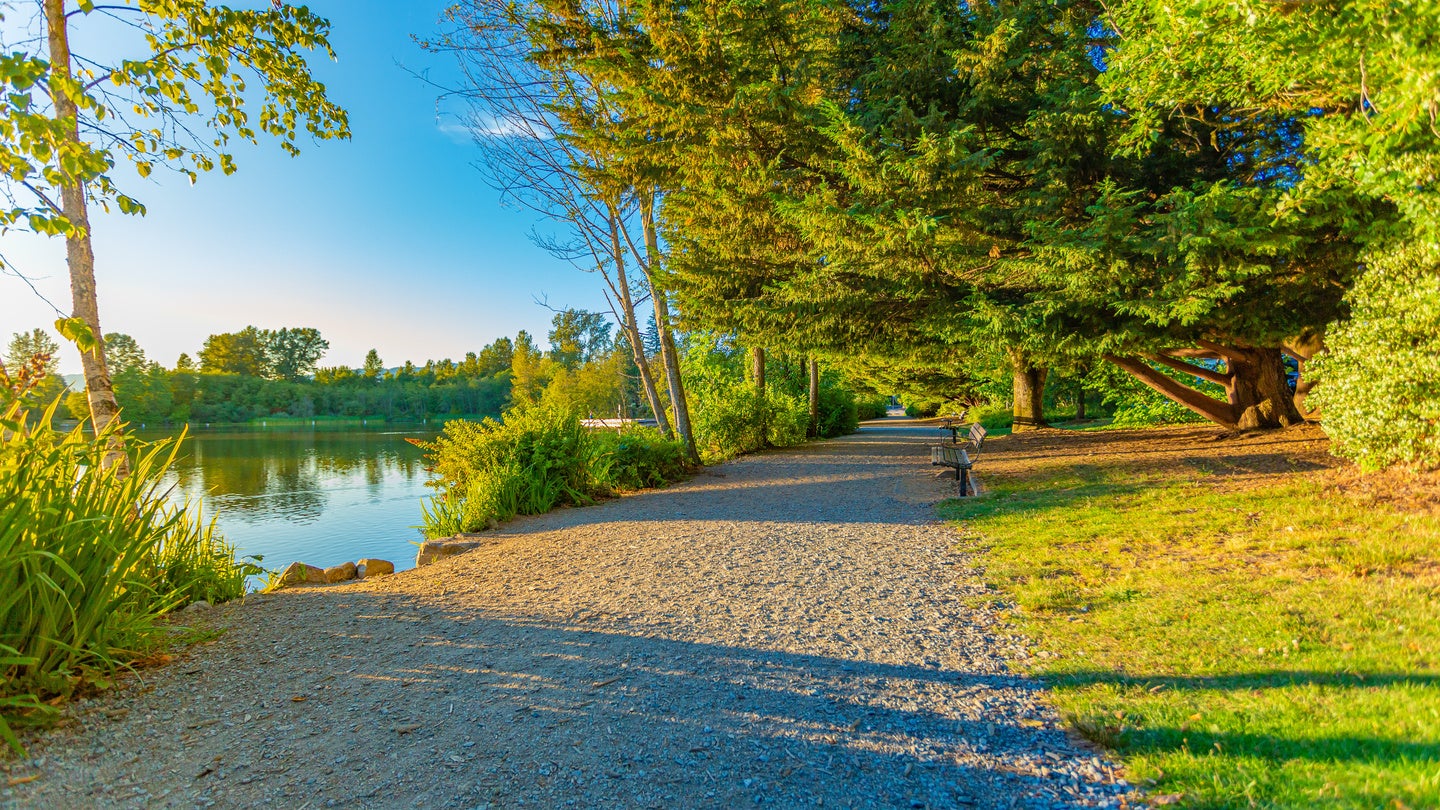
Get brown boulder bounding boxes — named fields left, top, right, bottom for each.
left=278, top=562, right=327, bottom=587
left=356, top=558, right=395, bottom=579
left=415, top=538, right=481, bottom=567
left=324, top=562, right=358, bottom=583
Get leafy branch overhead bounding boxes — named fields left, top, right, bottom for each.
left=0, top=1, right=349, bottom=246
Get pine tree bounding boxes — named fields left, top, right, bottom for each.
left=363, top=349, right=385, bottom=381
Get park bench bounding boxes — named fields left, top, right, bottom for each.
left=930, top=422, right=987, bottom=496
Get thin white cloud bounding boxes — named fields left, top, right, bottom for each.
left=467, top=112, right=539, bottom=140
left=436, top=119, right=477, bottom=144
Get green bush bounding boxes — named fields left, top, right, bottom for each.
left=1311, top=240, right=1440, bottom=470
left=904, top=401, right=938, bottom=418
left=766, top=390, right=811, bottom=447
left=591, top=427, right=690, bottom=491
left=687, top=382, right=823, bottom=463
left=689, top=380, right=766, bottom=463
left=970, top=401, right=1014, bottom=433
left=1, top=399, right=251, bottom=754
left=817, top=385, right=861, bottom=437
left=677, top=334, right=868, bottom=460
left=854, top=394, right=890, bottom=422
left=416, top=403, right=688, bottom=537
left=416, top=404, right=590, bottom=535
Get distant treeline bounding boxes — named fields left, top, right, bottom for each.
left=96, top=327, right=522, bottom=424
left=0, top=323, right=522, bottom=425
left=97, top=365, right=513, bottom=425
left=9, top=312, right=686, bottom=426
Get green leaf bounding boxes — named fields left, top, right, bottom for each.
left=55, top=318, right=100, bottom=355
left=115, top=195, right=146, bottom=216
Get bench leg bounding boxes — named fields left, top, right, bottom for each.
left=959, top=467, right=970, bottom=497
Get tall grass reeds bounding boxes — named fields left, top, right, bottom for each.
left=0, top=398, right=252, bottom=755
left=415, top=403, right=689, bottom=538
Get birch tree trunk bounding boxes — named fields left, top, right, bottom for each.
left=606, top=204, right=671, bottom=436
left=639, top=191, right=699, bottom=463
left=45, top=0, right=126, bottom=472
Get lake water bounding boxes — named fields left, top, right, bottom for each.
left=141, top=423, right=444, bottom=576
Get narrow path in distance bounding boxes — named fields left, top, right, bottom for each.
left=7, top=416, right=1134, bottom=809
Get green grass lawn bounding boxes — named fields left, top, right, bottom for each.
left=941, top=446, right=1440, bottom=808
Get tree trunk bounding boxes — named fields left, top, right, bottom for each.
left=606, top=204, right=670, bottom=437
left=751, top=345, right=768, bottom=445
left=1105, top=341, right=1304, bottom=431
left=751, top=346, right=766, bottom=395
left=640, top=191, right=699, bottom=463
left=46, top=1, right=126, bottom=472
left=1292, top=374, right=1318, bottom=419
left=808, top=357, right=820, bottom=438
left=1226, top=345, right=1304, bottom=430
left=1075, top=383, right=1086, bottom=421
left=651, top=287, right=697, bottom=462
left=1010, top=351, right=1048, bottom=432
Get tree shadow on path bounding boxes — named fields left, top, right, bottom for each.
left=214, top=591, right=1134, bottom=809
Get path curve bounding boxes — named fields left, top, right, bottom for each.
left=5, top=417, right=1133, bottom=809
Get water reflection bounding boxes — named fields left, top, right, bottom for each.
left=140, top=424, right=440, bottom=573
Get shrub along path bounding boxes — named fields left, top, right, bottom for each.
left=3, top=416, right=1135, bottom=809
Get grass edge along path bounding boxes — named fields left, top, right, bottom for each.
left=939, top=428, right=1440, bottom=809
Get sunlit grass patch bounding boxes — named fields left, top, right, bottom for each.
left=942, top=460, right=1440, bottom=808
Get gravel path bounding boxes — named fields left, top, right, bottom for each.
left=4, top=417, right=1137, bottom=809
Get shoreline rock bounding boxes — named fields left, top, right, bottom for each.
left=273, top=558, right=394, bottom=589
left=278, top=562, right=327, bottom=586
left=415, top=535, right=484, bottom=567
left=357, top=558, right=395, bottom=579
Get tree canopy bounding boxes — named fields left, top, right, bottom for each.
left=459, top=0, right=1434, bottom=448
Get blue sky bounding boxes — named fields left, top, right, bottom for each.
left=0, top=0, right=610, bottom=375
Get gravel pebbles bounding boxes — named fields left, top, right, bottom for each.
left=3, top=418, right=1140, bottom=809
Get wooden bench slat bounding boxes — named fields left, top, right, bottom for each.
left=930, top=446, right=971, bottom=467
left=933, top=443, right=967, bottom=464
